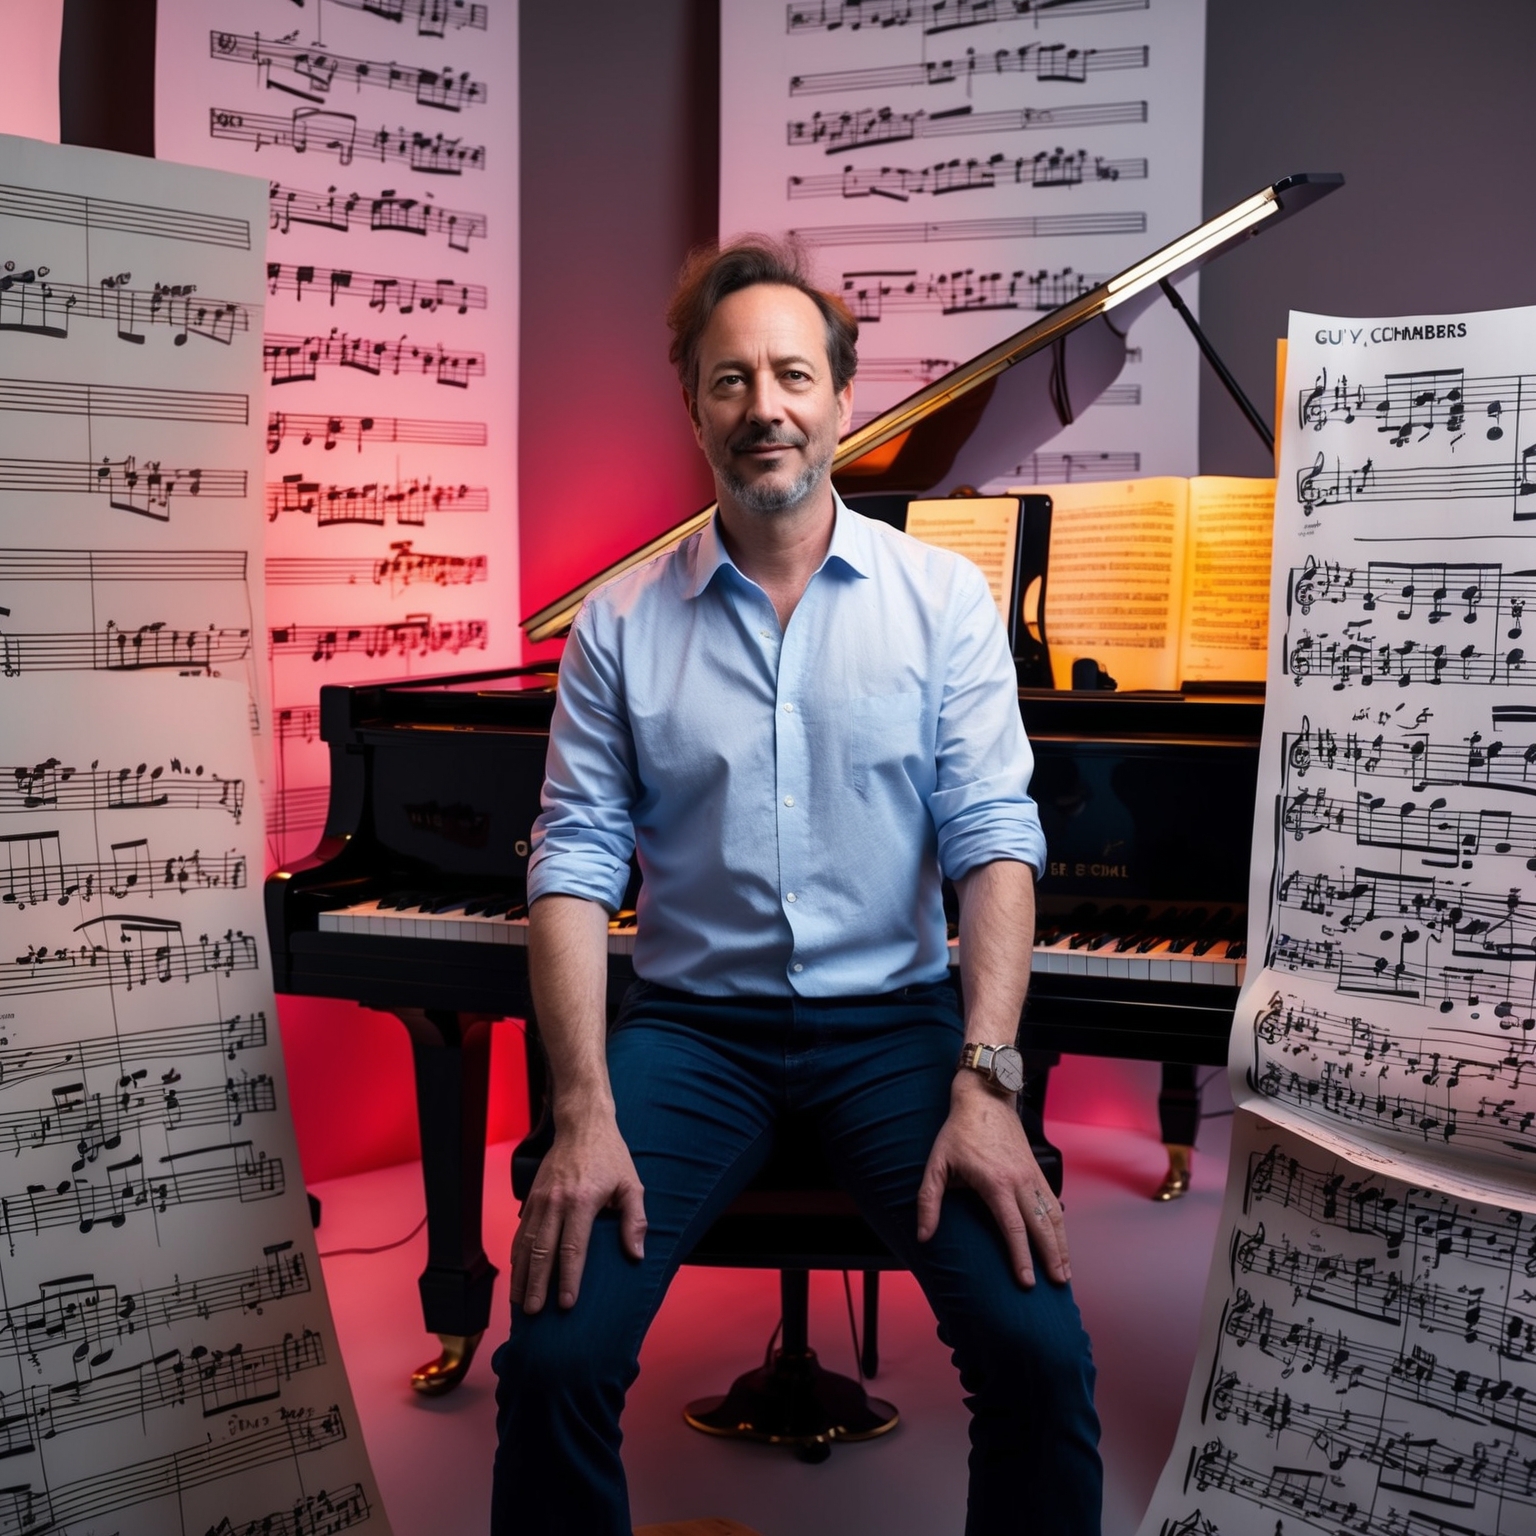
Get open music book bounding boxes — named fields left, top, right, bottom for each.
left=1028, top=476, right=1277, bottom=691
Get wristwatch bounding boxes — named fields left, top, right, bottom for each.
left=957, top=1042, right=1026, bottom=1094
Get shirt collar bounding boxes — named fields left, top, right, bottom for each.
left=684, top=490, right=872, bottom=600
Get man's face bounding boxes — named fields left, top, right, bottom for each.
left=688, top=283, right=853, bottom=517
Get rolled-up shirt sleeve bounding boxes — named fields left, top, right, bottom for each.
left=927, top=562, right=1047, bottom=882
left=526, top=601, right=638, bottom=912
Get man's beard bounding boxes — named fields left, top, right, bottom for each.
left=706, top=425, right=834, bottom=515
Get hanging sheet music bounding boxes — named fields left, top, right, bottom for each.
left=1137, top=1110, right=1536, bottom=1536
left=154, top=0, right=520, bottom=866
left=718, top=0, right=1207, bottom=478
left=1137, top=308, right=1536, bottom=1536
left=0, top=672, right=387, bottom=1536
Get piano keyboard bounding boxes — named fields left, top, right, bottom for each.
left=319, top=897, right=1245, bottom=986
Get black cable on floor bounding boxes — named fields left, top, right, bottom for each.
left=841, top=1271, right=865, bottom=1384
left=319, top=1212, right=427, bottom=1258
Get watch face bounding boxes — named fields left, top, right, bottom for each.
left=993, top=1046, right=1026, bottom=1094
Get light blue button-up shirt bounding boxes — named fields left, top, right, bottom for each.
left=527, top=496, right=1046, bottom=997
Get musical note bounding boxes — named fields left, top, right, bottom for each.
left=787, top=149, right=1146, bottom=201
left=210, top=31, right=487, bottom=112
left=267, top=541, right=488, bottom=592
left=265, top=408, right=486, bottom=452
left=0, top=375, right=249, bottom=426
left=265, top=258, right=484, bottom=313
left=0, top=179, right=252, bottom=249
left=0, top=264, right=251, bottom=344
left=265, top=471, right=487, bottom=525
left=210, top=104, right=486, bottom=173
left=787, top=99, right=1148, bottom=154
left=791, top=209, right=1146, bottom=247
left=786, top=0, right=1149, bottom=37
left=840, top=263, right=1105, bottom=320
left=787, top=41, right=1150, bottom=97
left=267, top=614, right=487, bottom=662
left=264, top=326, right=485, bottom=386
left=1297, top=453, right=1536, bottom=512
left=272, top=705, right=321, bottom=743
left=268, top=177, right=486, bottom=250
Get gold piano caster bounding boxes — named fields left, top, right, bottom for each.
left=410, top=1330, right=485, bottom=1395
left=1154, top=1145, right=1193, bottom=1202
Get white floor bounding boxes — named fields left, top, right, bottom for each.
left=314, top=1097, right=1233, bottom=1536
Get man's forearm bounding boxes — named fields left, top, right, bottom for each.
left=528, top=894, right=617, bottom=1124
left=954, top=859, right=1036, bottom=1047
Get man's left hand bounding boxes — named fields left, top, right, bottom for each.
left=915, top=1074, right=1070, bottom=1289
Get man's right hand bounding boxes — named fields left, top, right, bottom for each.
left=511, top=1112, right=647, bottom=1313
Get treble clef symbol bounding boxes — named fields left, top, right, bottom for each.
left=1301, top=367, right=1326, bottom=431
left=1291, top=555, right=1320, bottom=615
left=1287, top=717, right=1313, bottom=776
left=1297, top=450, right=1327, bottom=515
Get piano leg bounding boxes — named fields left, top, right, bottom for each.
left=392, top=1007, right=500, bottom=1394
left=1154, top=1061, right=1201, bottom=1202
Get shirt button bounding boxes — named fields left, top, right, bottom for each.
left=786, top=892, right=797, bottom=903
left=793, top=963, right=804, bottom=973
left=782, top=702, right=794, bottom=713
left=783, top=795, right=795, bottom=807
left=760, top=629, right=772, bottom=639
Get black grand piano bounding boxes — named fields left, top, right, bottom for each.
left=266, top=174, right=1341, bottom=1392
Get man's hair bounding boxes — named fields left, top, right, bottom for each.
left=666, top=236, right=859, bottom=397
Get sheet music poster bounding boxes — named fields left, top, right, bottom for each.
left=155, top=0, right=520, bottom=866
left=1137, top=309, right=1536, bottom=1536
left=719, top=0, right=1207, bottom=482
left=0, top=133, right=387, bottom=1534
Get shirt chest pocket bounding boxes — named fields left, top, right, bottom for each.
left=849, top=692, right=929, bottom=798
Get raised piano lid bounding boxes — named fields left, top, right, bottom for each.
left=521, top=172, right=1344, bottom=644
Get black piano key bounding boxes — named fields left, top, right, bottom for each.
left=1227, top=940, right=1246, bottom=961
left=462, top=893, right=513, bottom=916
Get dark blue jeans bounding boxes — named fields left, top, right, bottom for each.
left=491, top=980, right=1102, bottom=1535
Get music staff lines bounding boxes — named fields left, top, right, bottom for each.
left=0, top=456, right=247, bottom=521
left=270, top=178, right=485, bottom=250
left=0, top=1325, right=323, bottom=1461
left=788, top=42, right=1150, bottom=96
left=327, top=0, right=487, bottom=34
left=1, top=759, right=245, bottom=820
left=0, top=1012, right=268, bottom=1097
left=210, top=106, right=485, bottom=175
left=267, top=472, right=487, bottom=525
left=0, top=266, right=250, bottom=345
left=269, top=785, right=330, bottom=836
left=1298, top=451, right=1536, bottom=513
left=1282, top=784, right=1536, bottom=869
left=215, top=1485, right=372, bottom=1536
left=267, top=542, right=486, bottom=591
left=841, top=263, right=1104, bottom=319
left=266, top=409, right=486, bottom=453
left=0, top=1071, right=276, bottom=1165
left=211, top=32, right=487, bottom=112
left=1283, top=720, right=1536, bottom=800
left=0, top=1240, right=307, bottom=1372
left=788, top=99, right=1148, bottom=153
left=785, top=0, right=1148, bottom=37
left=268, top=616, right=487, bottom=663
left=1011, top=450, right=1140, bottom=483
left=0, top=1141, right=281, bottom=1250
left=3, top=831, right=246, bottom=909
left=274, top=706, right=321, bottom=744
left=0, top=622, right=252, bottom=678
left=788, top=150, right=1145, bottom=202
left=0, top=376, right=248, bottom=426
left=265, top=328, right=484, bottom=387
left=0, top=549, right=247, bottom=583
left=4, top=923, right=259, bottom=999
left=1298, top=365, right=1529, bottom=445
left=793, top=210, right=1145, bottom=247
left=0, top=1399, right=340, bottom=1536
left=266, top=259, right=483, bottom=315
left=1217, top=1286, right=1536, bottom=1437
left=0, top=181, right=251, bottom=251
